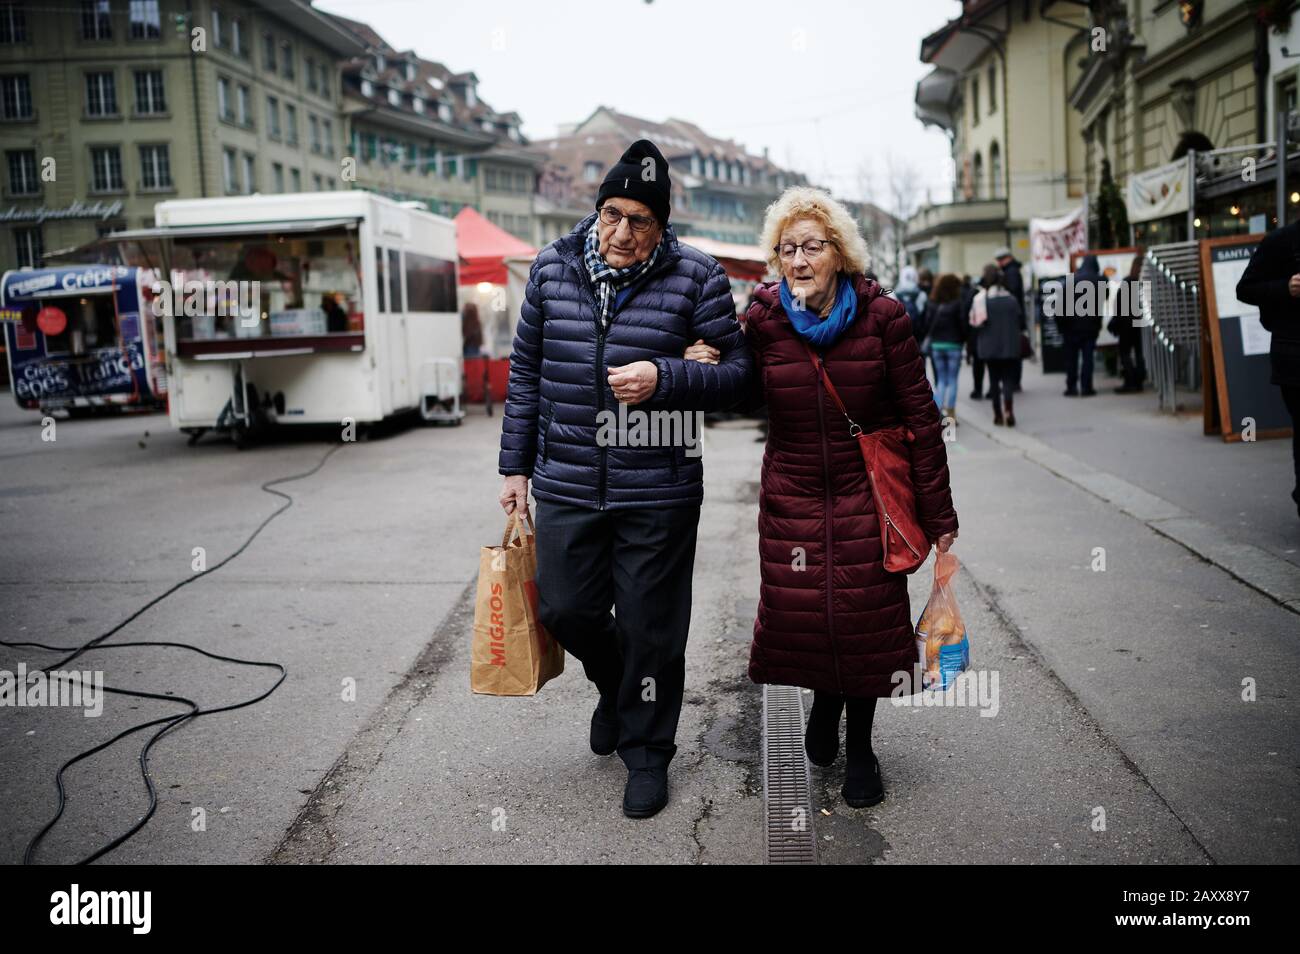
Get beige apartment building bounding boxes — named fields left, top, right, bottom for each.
left=0, top=0, right=364, bottom=271
left=908, top=0, right=1092, bottom=277
left=324, top=13, right=542, bottom=242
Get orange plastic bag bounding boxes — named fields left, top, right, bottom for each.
left=915, top=551, right=970, bottom=691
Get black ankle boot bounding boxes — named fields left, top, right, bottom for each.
left=589, top=684, right=619, bottom=756
left=841, top=697, right=884, bottom=807
left=804, top=691, right=843, bottom=767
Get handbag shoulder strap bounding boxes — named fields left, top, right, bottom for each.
left=800, top=340, right=860, bottom=434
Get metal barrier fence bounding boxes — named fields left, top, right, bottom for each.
left=1141, top=241, right=1203, bottom=411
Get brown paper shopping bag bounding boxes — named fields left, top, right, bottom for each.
left=470, top=511, right=565, bottom=695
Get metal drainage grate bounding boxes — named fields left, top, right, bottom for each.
left=762, top=684, right=818, bottom=865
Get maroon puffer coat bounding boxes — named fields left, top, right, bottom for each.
left=746, top=273, right=959, bottom=698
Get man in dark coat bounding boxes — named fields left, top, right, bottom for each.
left=1110, top=254, right=1147, bottom=392
left=498, top=139, right=754, bottom=818
left=1062, top=254, right=1105, bottom=396
left=1236, top=222, right=1300, bottom=517
left=995, top=249, right=1027, bottom=392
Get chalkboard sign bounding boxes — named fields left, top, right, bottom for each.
left=1200, top=234, right=1293, bottom=442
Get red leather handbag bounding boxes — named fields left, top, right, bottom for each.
left=802, top=341, right=932, bottom=574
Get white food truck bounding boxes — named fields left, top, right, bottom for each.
left=112, top=191, right=463, bottom=444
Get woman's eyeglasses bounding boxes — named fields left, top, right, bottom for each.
left=598, top=206, right=657, bottom=233
left=775, top=238, right=836, bottom=261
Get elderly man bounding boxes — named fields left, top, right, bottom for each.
left=498, top=139, right=753, bottom=818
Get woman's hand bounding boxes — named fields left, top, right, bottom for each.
left=683, top=338, right=720, bottom=364
left=500, top=475, right=529, bottom=515
left=935, top=529, right=958, bottom=553
left=606, top=361, right=658, bottom=404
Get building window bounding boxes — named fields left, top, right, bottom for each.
left=216, top=76, right=231, bottom=120
left=318, top=63, right=330, bottom=99
left=0, top=4, right=27, bottom=44
left=971, top=150, right=983, bottom=199
left=266, top=95, right=280, bottom=138
left=583, top=161, right=600, bottom=183
left=6, top=149, right=38, bottom=194
left=306, top=56, right=317, bottom=92
left=280, top=41, right=293, bottom=79
left=242, top=153, right=254, bottom=193
left=90, top=145, right=123, bottom=192
left=211, top=7, right=221, bottom=47
left=437, top=102, right=450, bottom=122
left=387, top=88, right=401, bottom=107
left=237, top=83, right=250, bottom=126
left=134, top=69, right=165, bottom=114
left=262, top=33, right=275, bottom=71
left=290, top=167, right=300, bottom=191
left=971, top=75, right=980, bottom=127
left=284, top=103, right=297, bottom=144
left=14, top=226, right=41, bottom=267
left=129, top=0, right=159, bottom=39
left=322, top=118, right=333, bottom=156
left=413, top=96, right=424, bottom=114
left=272, top=162, right=283, bottom=193
left=360, top=78, right=373, bottom=97
left=231, top=16, right=246, bottom=57
left=0, top=74, right=31, bottom=119
left=989, top=141, right=1002, bottom=198
left=987, top=63, right=996, bottom=114
left=139, top=143, right=171, bottom=189
left=222, top=147, right=237, bottom=192
left=81, top=0, right=111, bottom=40
left=312, top=172, right=322, bottom=191
left=85, top=71, right=117, bottom=116
left=309, top=114, right=320, bottom=153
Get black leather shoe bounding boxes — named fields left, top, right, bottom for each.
left=841, top=753, right=884, bottom=808
left=1063, top=388, right=1079, bottom=397
left=589, top=699, right=618, bottom=756
left=622, top=767, right=668, bottom=818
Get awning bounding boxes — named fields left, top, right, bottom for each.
left=454, top=207, right=537, bottom=285
left=107, top=217, right=360, bottom=240
left=680, top=235, right=769, bottom=282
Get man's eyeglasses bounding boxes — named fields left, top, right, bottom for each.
left=775, top=238, right=836, bottom=261
left=598, top=205, right=657, bottom=233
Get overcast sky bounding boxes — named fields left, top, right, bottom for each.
left=316, top=0, right=961, bottom=210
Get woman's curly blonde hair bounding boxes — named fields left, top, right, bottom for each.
left=759, top=186, right=871, bottom=277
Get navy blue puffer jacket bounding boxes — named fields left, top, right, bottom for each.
left=498, top=212, right=754, bottom=509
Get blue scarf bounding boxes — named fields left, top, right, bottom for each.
left=779, top=274, right=858, bottom=348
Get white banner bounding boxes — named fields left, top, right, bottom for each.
left=1126, top=157, right=1190, bottom=224
left=1029, top=206, right=1087, bottom=278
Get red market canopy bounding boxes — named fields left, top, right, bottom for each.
left=454, top=207, right=536, bottom=286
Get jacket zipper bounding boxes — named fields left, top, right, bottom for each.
left=570, top=242, right=679, bottom=511
left=882, top=510, right=922, bottom=560
left=813, top=357, right=845, bottom=695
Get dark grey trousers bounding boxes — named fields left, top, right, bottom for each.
left=533, top=498, right=701, bottom=770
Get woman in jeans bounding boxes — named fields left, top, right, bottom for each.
left=970, top=264, right=1025, bottom=427
left=925, top=273, right=967, bottom=423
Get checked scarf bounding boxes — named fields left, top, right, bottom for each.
left=583, top=218, right=662, bottom=329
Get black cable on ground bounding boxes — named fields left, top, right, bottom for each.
left=0, top=441, right=345, bottom=864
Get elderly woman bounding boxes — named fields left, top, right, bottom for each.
left=689, top=188, right=958, bottom=808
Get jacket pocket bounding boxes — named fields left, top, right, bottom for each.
left=540, top=405, right=555, bottom=464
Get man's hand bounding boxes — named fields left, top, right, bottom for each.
left=935, top=529, right=958, bottom=553
left=1289, top=274, right=1300, bottom=298
left=500, top=475, right=529, bottom=515
left=683, top=338, right=719, bottom=364
left=607, top=360, right=658, bottom=404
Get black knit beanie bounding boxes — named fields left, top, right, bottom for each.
left=596, top=139, right=671, bottom=228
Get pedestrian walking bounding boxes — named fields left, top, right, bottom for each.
left=970, top=263, right=1025, bottom=426
left=926, top=273, right=967, bottom=422
left=1062, top=254, right=1105, bottom=396
left=709, top=187, right=958, bottom=808
left=995, top=248, right=1027, bottom=393
left=1236, top=221, right=1300, bottom=519
left=497, top=139, right=754, bottom=818
left=1111, top=254, right=1147, bottom=393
